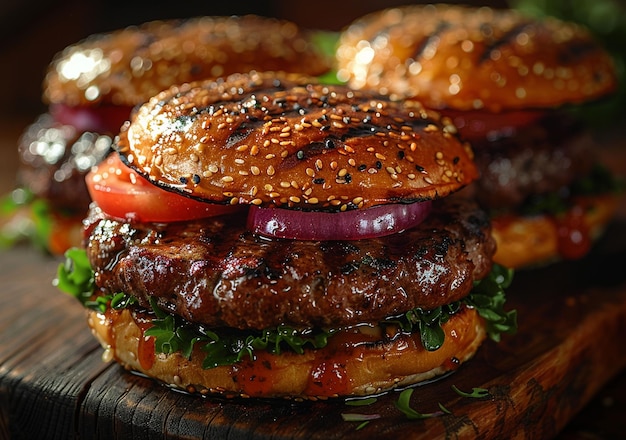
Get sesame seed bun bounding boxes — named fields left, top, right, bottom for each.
left=88, top=305, right=486, bottom=399
left=336, top=4, right=617, bottom=112
left=44, top=15, right=330, bottom=108
left=116, top=71, right=477, bottom=211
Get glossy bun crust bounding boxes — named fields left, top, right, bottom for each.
left=44, top=15, right=330, bottom=108
left=336, top=4, right=617, bottom=111
left=117, top=71, right=477, bottom=211
left=88, top=306, right=486, bottom=399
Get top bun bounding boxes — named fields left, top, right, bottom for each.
left=116, top=71, right=477, bottom=211
left=336, top=4, right=617, bottom=111
left=44, top=15, right=330, bottom=108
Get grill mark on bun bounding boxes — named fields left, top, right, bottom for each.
left=411, top=20, right=451, bottom=62
left=478, top=21, right=533, bottom=64
left=117, top=71, right=476, bottom=211
left=336, top=4, right=618, bottom=111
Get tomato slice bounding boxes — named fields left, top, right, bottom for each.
left=247, top=201, right=432, bottom=241
left=50, top=103, right=134, bottom=134
left=86, top=154, right=243, bottom=222
left=441, top=109, right=546, bottom=142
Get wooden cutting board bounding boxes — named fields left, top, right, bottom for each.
left=1, top=218, right=626, bottom=440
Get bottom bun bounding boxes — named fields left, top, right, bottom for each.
left=491, top=194, right=619, bottom=269
left=88, top=306, right=486, bottom=400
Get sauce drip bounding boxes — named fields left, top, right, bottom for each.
left=232, top=352, right=275, bottom=397
left=555, top=205, right=591, bottom=260
left=133, top=313, right=156, bottom=371
left=305, top=359, right=350, bottom=397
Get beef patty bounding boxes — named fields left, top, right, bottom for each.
left=85, top=197, right=495, bottom=330
left=471, top=113, right=594, bottom=210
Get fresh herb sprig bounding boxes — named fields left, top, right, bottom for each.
left=451, top=385, right=491, bottom=399
left=56, top=249, right=517, bottom=369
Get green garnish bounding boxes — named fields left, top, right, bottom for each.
left=340, top=413, right=381, bottom=422
left=145, top=297, right=212, bottom=359
left=394, top=389, right=444, bottom=420
left=0, top=188, right=53, bottom=252
left=451, top=385, right=491, bottom=399
left=55, top=247, right=95, bottom=303
left=56, top=249, right=517, bottom=369
left=345, top=397, right=378, bottom=406
left=465, top=264, right=517, bottom=343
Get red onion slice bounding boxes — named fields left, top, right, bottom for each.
left=247, top=201, right=433, bottom=241
left=50, top=103, right=133, bottom=134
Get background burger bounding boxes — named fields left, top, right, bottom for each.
left=56, top=71, right=516, bottom=399
left=2, top=15, right=329, bottom=255
left=335, top=4, right=621, bottom=269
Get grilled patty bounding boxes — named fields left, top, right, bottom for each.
left=86, top=197, right=495, bottom=330
left=471, top=114, right=594, bottom=210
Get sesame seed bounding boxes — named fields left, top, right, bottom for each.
left=265, top=154, right=276, bottom=159
left=236, top=145, right=249, bottom=152
left=251, top=166, right=260, bottom=175
left=280, top=181, right=291, bottom=188
left=330, top=161, right=338, bottom=170
left=307, top=197, right=319, bottom=204
left=338, top=168, right=348, bottom=177
left=289, top=196, right=301, bottom=203
left=234, top=158, right=244, bottom=165
left=250, top=145, right=259, bottom=156
left=375, top=153, right=386, bottom=160
left=222, top=176, right=234, bottom=183
left=217, top=123, right=226, bottom=129
left=267, top=165, right=275, bottom=176
left=251, top=198, right=263, bottom=205
left=436, top=151, right=444, bottom=160
left=305, top=168, right=315, bottom=177
left=208, top=164, right=219, bottom=173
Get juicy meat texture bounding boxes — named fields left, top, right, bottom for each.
left=471, top=113, right=594, bottom=210
left=86, top=197, right=495, bottom=330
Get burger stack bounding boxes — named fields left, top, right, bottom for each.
left=336, top=4, right=620, bottom=269
left=4, top=15, right=329, bottom=254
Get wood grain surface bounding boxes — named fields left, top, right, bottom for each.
left=0, top=214, right=625, bottom=439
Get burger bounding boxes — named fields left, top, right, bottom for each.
left=335, top=4, right=620, bottom=269
left=3, top=15, right=330, bottom=254
left=56, top=71, right=516, bottom=399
